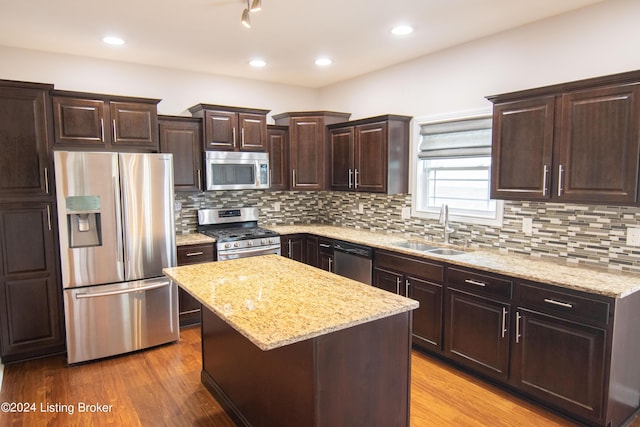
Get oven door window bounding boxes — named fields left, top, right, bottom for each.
left=211, top=163, right=255, bottom=185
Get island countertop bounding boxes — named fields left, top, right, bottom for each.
left=163, top=254, right=418, bottom=351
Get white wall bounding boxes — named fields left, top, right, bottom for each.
left=318, top=0, right=640, bottom=120
left=0, top=45, right=318, bottom=120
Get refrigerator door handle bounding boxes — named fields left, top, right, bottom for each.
left=113, top=176, right=124, bottom=263
left=75, top=280, right=171, bottom=299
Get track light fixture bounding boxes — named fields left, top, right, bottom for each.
left=241, top=0, right=262, bottom=28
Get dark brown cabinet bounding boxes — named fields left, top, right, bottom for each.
left=318, top=238, right=334, bottom=273
left=374, top=250, right=444, bottom=352
left=328, top=115, right=411, bottom=194
left=444, top=267, right=512, bottom=381
left=273, top=111, right=351, bottom=191
left=189, top=104, right=269, bottom=152
left=267, top=125, right=289, bottom=190
left=159, top=116, right=203, bottom=192
left=176, top=243, right=215, bottom=326
left=52, top=92, right=160, bottom=151
left=281, top=234, right=305, bottom=262
left=0, top=203, right=64, bottom=362
left=488, top=71, right=640, bottom=205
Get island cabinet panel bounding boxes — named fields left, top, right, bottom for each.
left=374, top=250, right=444, bottom=353
left=52, top=92, right=160, bottom=151
left=266, top=125, right=289, bottom=190
left=201, top=307, right=412, bottom=427
left=487, top=70, right=640, bottom=206
left=159, top=116, right=203, bottom=192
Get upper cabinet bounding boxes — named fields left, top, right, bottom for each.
left=488, top=70, right=640, bottom=205
left=52, top=91, right=160, bottom=151
left=328, top=115, right=411, bottom=194
left=189, top=104, right=269, bottom=152
left=159, top=116, right=203, bottom=192
left=267, top=125, right=289, bottom=191
left=273, top=111, right=351, bottom=191
left=0, top=81, right=53, bottom=200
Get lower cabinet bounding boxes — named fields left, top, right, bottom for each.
left=373, top=250, right=444, bottom=353
left=318, top=238, right=334, bottom=272
left=176, top=243, right=215, bottom=327
left=0, top=203, right=65, bottom=363
left=281, top=234, right=306, bottom=263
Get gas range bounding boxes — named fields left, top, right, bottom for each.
left=197, top=208, right=281, bottom=260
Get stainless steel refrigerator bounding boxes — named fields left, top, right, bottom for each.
left=54, top=151, right=178, bottom=364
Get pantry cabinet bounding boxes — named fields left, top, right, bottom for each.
left=159, top=116, right=203, bottom=192
left=52, top=91, right=160, bottom=151
left=328, top=115, right=411, bottom=194
left=488, top=70, right=640, bottom=205
left=273, top=111, right=351, bottom=191
left=189, top=104, right=269, bottom=152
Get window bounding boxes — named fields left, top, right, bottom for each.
left=411, top=111, right=503, bottom=225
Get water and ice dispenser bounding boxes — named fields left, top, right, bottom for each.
left=65, top=195, right=103, bottom=248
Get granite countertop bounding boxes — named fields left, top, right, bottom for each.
left=163, top=255, right=418, bottom=351
left=267, top=225, right=640, bottom=299
left=176, top=233, right=215, bottom=246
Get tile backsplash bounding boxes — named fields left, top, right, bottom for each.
left=176, top=190, right=640, bottom=273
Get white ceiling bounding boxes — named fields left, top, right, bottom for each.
left=0, top=0, right=605, bottom=89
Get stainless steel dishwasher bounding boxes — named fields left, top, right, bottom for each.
left=333, top=241, right=373, bottom=285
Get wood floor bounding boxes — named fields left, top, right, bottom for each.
left=0, top=326, right=636, bottom=427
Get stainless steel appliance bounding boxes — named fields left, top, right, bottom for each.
left=333, top=241, right=373, bottom=285
left=197, top=207, right=280, bottom=260
left=204, top=151, right=270, bottom=191
left=54, top=151, right=178, bottom=364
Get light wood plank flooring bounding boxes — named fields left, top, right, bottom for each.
left=0, top=326, right=636, bottom=426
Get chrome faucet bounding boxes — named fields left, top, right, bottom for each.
left=438, top=203, right=455, bottom=244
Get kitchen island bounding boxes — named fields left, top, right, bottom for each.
left=163, top=255, right=418, bottom=427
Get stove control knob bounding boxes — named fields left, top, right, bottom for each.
left=261, top=239, right=266, bottom=244
left=247, top=241, right=253, bottom=246
left=224, top=243, right=231, bottom=249
left=233, top=242, right=239, bottom=248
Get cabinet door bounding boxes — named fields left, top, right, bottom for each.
left=238, top=113, right=267, bottom=151
left=110, top=102, right=158, bottom=150
left=304, top=235, right=318, bottom=267
left=282, top=235, right=305, bottom=262
left=491, top=97, right=555, bottom=200
left=558, top=84, right=640, bottom=204
left=0, top=86, right=51, bottom=198
left=408, top=276, right=442, bottom=351
left=52, top=96, right=107, bottom=146
left=290, top=117, right=324, bottom=190
left=330, top=127, right=354, bottom=191
left=159, top=118, right=203, bottom=192
left=267, top=126, right=289, bottom=190
left=176, top=243, right=214, bottom=327
left=373, top=267, right=401, bottom=295
left=0, top=203, right=64, bottom=361
left=203, top=110, right=238, bottom=150
left=512, top=308, right=606, bottom=423
left=444, top=288, right=510, bottom=381
left=355, top=122, right=387, bottom=193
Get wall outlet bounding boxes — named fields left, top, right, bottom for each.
left=522, top=218, right=533, bottom=236
left=358, top=203, right=364, bottom=214
left=401, top=206, right=411, bottom=220
left=627, top=228, right=640, bottom=246
left=273, top=202, right=281, bottom=212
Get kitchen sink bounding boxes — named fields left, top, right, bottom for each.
left=392, top=241, right=439, bottom=251
left=426, top=248, right=466, bottom=256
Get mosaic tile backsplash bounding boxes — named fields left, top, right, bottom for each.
left=175, top=190, right=640, bottom=273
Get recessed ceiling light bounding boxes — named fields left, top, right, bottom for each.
left=103, top=36, right=125, bottom=45
left=391, top=25, right=414, bottom=36
left=249, top=59, right=266, bottom=68
left=315, top=57, right=332, bottom=67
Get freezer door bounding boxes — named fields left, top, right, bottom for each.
left=119, top=153, right=176, bottom=281
left=64, top=277, right=179, bottom=364
left=54, top=151, right=125, bottom=288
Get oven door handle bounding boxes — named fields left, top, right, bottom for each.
left=217, top=244, right=281, bottom=260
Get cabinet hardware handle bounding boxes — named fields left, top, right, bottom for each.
left=464, top=279, right=486, bottom=287
left=46, top=204, right=52, bottom=231
left=558, top=164, right=564, bottom=196
left=288, top=240, right=292, bottom=258
left=232, top=128, right=237, bottom=147
left=542, top=164, right=548, bottom=196
left=44, top=167, right=49, bottom=194
left=112, top=119, right=117, bottom=142
left=354, top=169, right=359, bottom=189
left=100, top=118, right=105, bottom=142
left=319, top=243, right=331, bottom=248
left=186, top=251, right=204, bottom=257
left=544, top=298, right=573, bottom=309
left=405, top=279, right=410, bottom=297
left=328, top=258, right=333, bottom=272
left=396, top=277, right=401, bottom=295
left=501, top=307, right=508, bottom=338
left=292, top=170, right=297, bottom=187
left=515, top=312, right=522, bottom=344
left=197, top=170, right=201, bottom=190
left=348, top=169, right=353, bottom=189
left=241, top=127, right=245, bottom=146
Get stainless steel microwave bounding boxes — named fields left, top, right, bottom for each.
left=204, top=151, right=270, bottom=191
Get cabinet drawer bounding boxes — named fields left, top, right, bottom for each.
left=447, top=267, right=512, bottom=300
left=375, top=250, right=444, bottom=283
left=318, top=238, right=334, bottom=255
left=177, top=243, right=215, bottom=265
left=517, top=283, right=611, bottom=326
